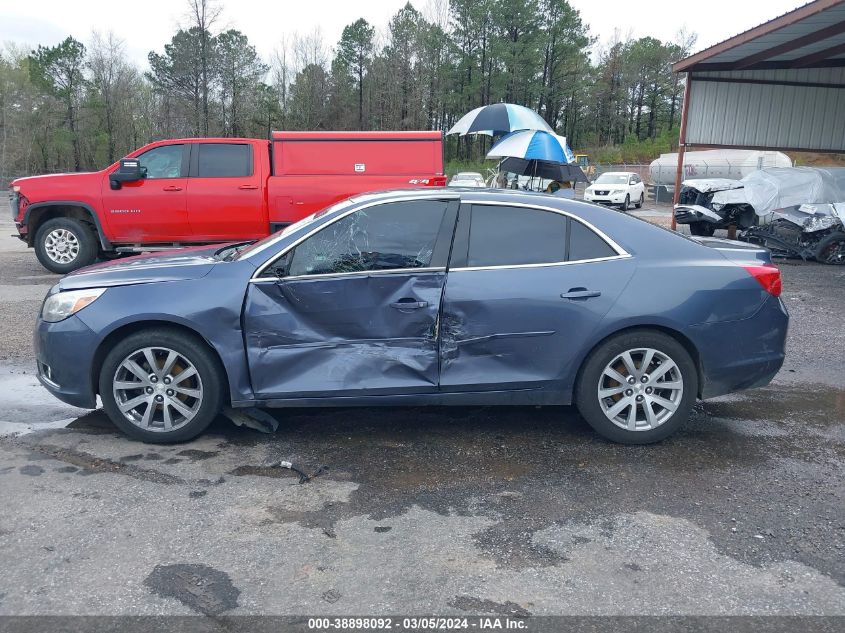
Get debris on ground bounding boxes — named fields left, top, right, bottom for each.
left=263, top=458, right=328, bottom=484
left=224, top=408, right=279, bottom=433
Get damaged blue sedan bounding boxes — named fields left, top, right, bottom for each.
left=34, top=189, right=788, bottom=444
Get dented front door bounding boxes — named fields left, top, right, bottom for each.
left=243, top=198, right=457, bottom=398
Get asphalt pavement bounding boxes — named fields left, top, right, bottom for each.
left=0, top=209, right=843, bottom=618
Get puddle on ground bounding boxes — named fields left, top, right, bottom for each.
left=704, top=385, right=845, bottom=425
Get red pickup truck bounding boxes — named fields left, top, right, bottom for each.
left=9, top=131, right=446, bottom=273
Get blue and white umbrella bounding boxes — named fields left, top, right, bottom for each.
left=487, top=130, right=575, bottom=164
left=446, top=103, right=553, bottom=136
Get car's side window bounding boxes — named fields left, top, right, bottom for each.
left=569, top=219, right=617, bottom=261
left=138, top=145, right=184, bottom=179
left=466, top=205, right=567, bottom=267
left=286, top=200, right=449, bottom=277
left=197, top=143, right=252, bottom=178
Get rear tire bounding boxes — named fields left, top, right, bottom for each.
left=574, top=330, right=698, bottom=444
left=99, top=328, right=225, bottom=443
left=35, top=217, right=98, bottom=274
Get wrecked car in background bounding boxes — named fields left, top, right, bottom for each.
left=744, top=203, right=845, bottom=265
left=34, top=189, right=788, bottom=446
left=674, top=167, right=845, bottom=263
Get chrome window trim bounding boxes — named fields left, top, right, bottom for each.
left=449, top=254, right=629, bottom=273
left=251, top=193, right=460, bottom=280
left=461, top=198, right=629, bottom=259
left=250, top=266, right=445, bottom=284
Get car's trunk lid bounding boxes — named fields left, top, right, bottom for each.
left=689, top=235, right=773, bottom=265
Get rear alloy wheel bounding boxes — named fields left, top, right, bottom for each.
left=35, top=217, right=98, bottom=274
left=575, top=330, right=698, bottom=444
left=99, top=329, right=224, bottom=443
left=620, top=195, right=630, bottom=212
left=815, top=232, right=845, bottom=265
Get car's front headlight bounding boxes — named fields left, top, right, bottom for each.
left=41, top=288, right=106, bottom=323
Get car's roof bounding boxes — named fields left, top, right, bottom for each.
left=243, top=186, right=686, bottom=266
left=345, top=187, right=601, bottom=210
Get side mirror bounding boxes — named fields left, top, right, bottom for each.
left=109, top=158, right=145, bottom=190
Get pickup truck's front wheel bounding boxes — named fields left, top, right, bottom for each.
left=35, top=218, right=98, bottom=274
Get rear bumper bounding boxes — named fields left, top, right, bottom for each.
left=691, top=295, right=788, bottom=399
left=34, top=315, right=99, bottom=409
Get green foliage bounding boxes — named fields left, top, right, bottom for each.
left=0, top=0, right=697, bottom=179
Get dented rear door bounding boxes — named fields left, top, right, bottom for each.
left=243, top=198, right=458, bottom=398
left=439, top=202, right=635, bottom=394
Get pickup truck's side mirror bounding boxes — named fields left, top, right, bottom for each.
left=109, top=158, right=146, bottom=190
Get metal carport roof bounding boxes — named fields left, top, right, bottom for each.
left=669, top=0, right=845, bottom=215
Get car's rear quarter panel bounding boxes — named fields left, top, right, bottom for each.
left=563, top=203, right=787, bottom=398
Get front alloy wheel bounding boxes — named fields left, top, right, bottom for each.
left=113, top=347, right=204, bottom=432
left=34, top=217, right=98, bottom=274
left=44, top=228, right=80, bottom=265
left=99, top=328, right=225, bottom=442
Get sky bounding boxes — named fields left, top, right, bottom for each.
left=0, top=0, right=811, bottom=69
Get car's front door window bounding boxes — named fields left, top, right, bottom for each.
left=287, top=200, right=450, bottom=277
left=137, top=145, right=185, bottom=179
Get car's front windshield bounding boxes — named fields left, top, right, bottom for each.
left=231, top=197, right=358, bottom=261
left=595, top=174, right=629, bottom=185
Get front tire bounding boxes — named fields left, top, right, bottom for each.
left=574, top=330, right=698, bottom=444
left=635, top=193, right=644, bottom=209
left=99, top=328, right=225, bottom=443
left=34, top=217, right=99, bottom=274
left=815, top=232, right=845, bottom=265
left=620, top=195, right=630, bottom=212
left=689, top=222, right=717, bottom=237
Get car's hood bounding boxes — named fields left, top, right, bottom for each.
left=680, top=178, right=743, bottom=193
left=58, top=245, right=222, bottom=291
left=12, top=171, right=98, bottom=187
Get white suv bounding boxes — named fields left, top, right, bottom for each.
left=584, top=172, right=645, bottom=211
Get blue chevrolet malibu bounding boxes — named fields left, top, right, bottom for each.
left=34, top=189, right=788, bottom=444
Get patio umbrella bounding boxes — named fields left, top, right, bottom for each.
left=446, top=103, right=553, bottom=136
left=499, top=157, right=589, bottom=183
left=487, top=130, right=575, bottom=163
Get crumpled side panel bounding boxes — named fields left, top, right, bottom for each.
left=244, top=273, right=445, bottom=396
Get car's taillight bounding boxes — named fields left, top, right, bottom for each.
left=428, top=176, right=447, bottom=187
left=743, top=264, right=782, bottom=297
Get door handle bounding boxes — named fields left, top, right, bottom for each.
left=162, top=185, right=182, bottom=192
left=238, top=184, right=259, bottom=190
left=561, top=288, right=601, bottom=300
left=389, top=299, right=429, bottom=310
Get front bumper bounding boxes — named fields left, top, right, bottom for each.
left=673, top=204, right=723, bottom=226
left=34, top=314, right=100, bottom=409
left=691, top=294, right=789, bottom=399
left=585, top=191, right=627, bottom=205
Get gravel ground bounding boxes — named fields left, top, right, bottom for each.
left=0, top=208, right=842, bottom=620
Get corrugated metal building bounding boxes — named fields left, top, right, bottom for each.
left=670, top=0, right=845, bottom=209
